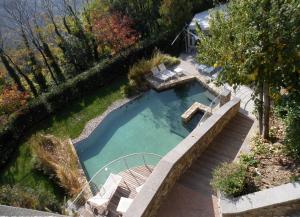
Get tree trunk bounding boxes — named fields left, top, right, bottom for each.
left=0, top=54, right=25, bottom=92
left=5, top=53, right=38, bottom=97
left=63, top=17, right=72, bottom=35
left=21, top=32, right=48, bottom=92
left=41, top=41, right=65, bottom=83
left=33, top=21, right=65, bottom=83
left=262, top=81, right=270, bottom=140
left=84, top=10, right=99, bottom=61
left=258, top=82, right=264, bottom=135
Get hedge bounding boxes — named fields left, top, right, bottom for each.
left=0, top=32, right=183, bottom=168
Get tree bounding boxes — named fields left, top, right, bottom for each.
left=196, top=0, right=300, bottom=139
left=92, top=12, right=139, bottom=54
left=3, top=0, right=48, bottom=92
left=159, top=0, right=193, bottom=33
left=109, top=0, right=161, bottom=36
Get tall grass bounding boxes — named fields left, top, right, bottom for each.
left=31, top=135, right=85, bottom=198
left=127, top=50, right=180, bottom=92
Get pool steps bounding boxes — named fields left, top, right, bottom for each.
left=181, top=102, right=211, bottom=123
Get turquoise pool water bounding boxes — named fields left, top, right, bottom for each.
left=75, top=81, right=215, bottom=181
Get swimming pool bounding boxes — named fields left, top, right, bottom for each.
left=75, top=81, right=215, bottom=181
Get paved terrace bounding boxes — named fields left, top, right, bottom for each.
left=156, top=112, right=255, bottom=217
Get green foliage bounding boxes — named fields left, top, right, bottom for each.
left=196, top=0, right=300, bottom=139
left=275, top=93, right=300, bottom=160
left=159, top=0, right=193, bottom=33
left=211, top=162, right=247, bottom=197
left=0, top=184, right=61, bottom=212
left=110, top=0, right=161, bottom=36
left=239, top=153, right=259, bottom=167
left=127, top=50, right=180, bottom=92
left=284, top=105, right=300, bottom=160
left=197, top=0, right=300, bottom=88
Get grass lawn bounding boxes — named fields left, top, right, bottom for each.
left=0, top=77, right=128, bottom=204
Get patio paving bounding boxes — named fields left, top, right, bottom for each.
left=156, top=112, right=256, bottom=217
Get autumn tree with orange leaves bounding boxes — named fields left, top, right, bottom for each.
left=92, top=12, right=139, bottom=54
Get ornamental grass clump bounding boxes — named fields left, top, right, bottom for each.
left=31, top=135, right=85, bottom=198
left=211, top=162, right=247, bottom=197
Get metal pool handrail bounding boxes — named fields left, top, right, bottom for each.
left=67, top=152, right=162, bottom=213
left=199, top=86, right=229, bottom=124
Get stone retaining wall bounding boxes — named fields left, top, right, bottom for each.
left=124, top=97, right=241, bottom=217
left=219, top=182, right=300, bottom=217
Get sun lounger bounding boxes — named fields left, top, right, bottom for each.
left=87, top=173, right=123, bottom=215
left=151, top=67, right=169, bottom=82
left=196, top=64, right=208, bottom=72
left=158, top=63, right=176, bottom=77
left=202, top=66, right=215, bottom=75
left=116, top=197, right=133, bottom=215
left=174, top=67, right=185, bottom=76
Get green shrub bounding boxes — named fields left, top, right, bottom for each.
left=284, top=106, right=300, bottom=160
left=0, top=184, right=61, bottom=212
left=239, top=153, right=259, bottom=167
left=275, top=95, right=300, bottom=160
left=211, top=162, right=247, bottom=197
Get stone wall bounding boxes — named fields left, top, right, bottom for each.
left=0, top=205, right=66, bottom=216
left=124, top=97, right=241, bottom=217
left=219, top=182, right=300, bottom=217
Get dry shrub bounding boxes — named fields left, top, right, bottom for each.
left=32, top=135, right=85, bottom=198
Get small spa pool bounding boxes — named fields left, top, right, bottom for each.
left=76, top=81, right=215, bottom=182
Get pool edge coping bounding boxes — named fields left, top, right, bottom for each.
left=72, top=94, right=142, bottom=145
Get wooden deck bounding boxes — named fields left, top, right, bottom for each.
left=79, top=165, right=154, bottom=217
left=156, top=112, right=256, bottom=217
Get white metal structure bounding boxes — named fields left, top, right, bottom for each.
left=186, top=4, right=227, bottom=52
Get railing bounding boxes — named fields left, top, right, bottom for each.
left=198, top=86, right=230, bottom=124
left=66, top=152, right=162, bottom=215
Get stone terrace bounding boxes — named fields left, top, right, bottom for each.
left=156, top=112, right=255, bottom=217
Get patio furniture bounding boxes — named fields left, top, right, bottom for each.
left=196, top=64, right=208, bottom=72
left=202, top=66, right=215, bottom=75
left=87, top=173, right=123, bottom=215
left=174, top=67, right=185, bottom=76
left=151, top=67, right=169, bottom=82
left=116, top=197, right=133, bottom=215
left=158, top=63, right=176, bottom=78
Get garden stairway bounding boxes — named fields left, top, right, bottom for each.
left=156, top=112, right=255, bottom=217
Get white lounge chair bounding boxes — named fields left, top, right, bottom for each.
left=116, top=197, right=133, bottom=215
left=203, top=66, right=215, bottom=75
left=151, top=67, right=169, bottom=82
left=158, top=63, right=176, bottom=78
left=196, top=64, right=208, bottom=72
left=174, top=67, right=185, bottom=77
left=87, top=173, right=123, bottom=215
